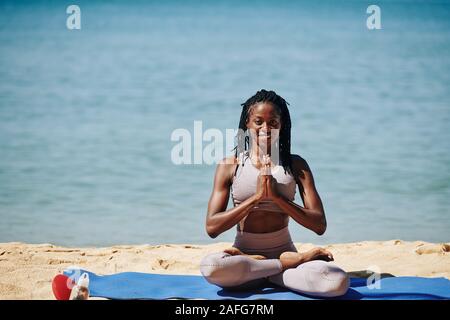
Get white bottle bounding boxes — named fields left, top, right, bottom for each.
left=70, top=272, right=90, bottom=300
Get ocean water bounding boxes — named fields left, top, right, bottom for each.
left=0, top=0, right=449, bottom=246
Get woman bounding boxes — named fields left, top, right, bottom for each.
left=200, top=89, right=350, bottom=298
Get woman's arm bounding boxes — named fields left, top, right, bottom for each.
left=270, top=155, right=327, bottom=235
left=205, top=157, right=264, bottom=238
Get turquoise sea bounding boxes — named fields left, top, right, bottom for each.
left=0, top=0, right=449, bottom=246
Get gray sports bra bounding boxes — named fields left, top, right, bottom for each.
left=231, top=151, right=297, bottom=232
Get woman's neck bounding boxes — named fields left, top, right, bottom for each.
left=248, top=146, right=278, bottom=165
left=248, top=146, right=280, bottom=167
left=249, top=147, right=270, bottom=159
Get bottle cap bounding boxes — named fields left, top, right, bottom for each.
left=77, top=273, right=89, bottom=288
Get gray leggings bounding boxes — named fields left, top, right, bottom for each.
left=200, top=227, right=350, bottom=298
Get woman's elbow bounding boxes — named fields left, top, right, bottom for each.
left=206, top=224, right=219, bottom=239
left=315, top=220, right=327, bottom=236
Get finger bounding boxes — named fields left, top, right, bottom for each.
left=264, top=175, right=269, bottom=197
left=318, top=253, right=333, bottom=262
left=259, top=173, right=266, bottom=185
left=260, top=161, right=267, bottom=175
left=249, top=254, right=267, bottom=260
left=262, top=157, right=270, bottom=175
left=259, top=173, right=264, bottom=184
left=323, top=250, right=334, bottom=261
left=223, top=248, right=235, bottom=255
left=224, top=247, right=242, bottom=255
left=263, top=155, right=270, bottom=173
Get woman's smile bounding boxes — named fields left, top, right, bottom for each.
left=246, top=102, right=281, bottom=146
left=257, top=131, right=272, bottom=144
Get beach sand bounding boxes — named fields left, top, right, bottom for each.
left=0, top=240, right=449, bottom=299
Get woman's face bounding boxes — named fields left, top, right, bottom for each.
left=246, top=102, right=281, bottom=147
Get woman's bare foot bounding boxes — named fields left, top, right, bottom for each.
left=224, top=247, right=267, bottom=260
left=279, top=247, right=334, bottom=271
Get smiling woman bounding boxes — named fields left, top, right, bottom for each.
left=199, top=89, right=350, bottom=297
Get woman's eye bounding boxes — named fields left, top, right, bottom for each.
left=255, top=120, right=262, bottom=125
left=270, top=120, right=279, bottom=126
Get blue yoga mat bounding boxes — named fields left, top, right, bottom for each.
left=64, top=269, right=450, bottom=300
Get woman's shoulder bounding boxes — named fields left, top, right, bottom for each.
left=216, top=156, right=239, bottom=184
left=217, top=155, right=239, bottom=166
left=290, top=154, right=311, bottom=172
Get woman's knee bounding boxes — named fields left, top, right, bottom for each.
left=322, top=264, right=350, bottom=297
left=283, top=260, right=350, bottom=297
left=199, top=252, right=249, bottom=287
left=303, top=261, right=350, bottom=297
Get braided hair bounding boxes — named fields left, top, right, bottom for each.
left=233, top=89, right=293, bottom=175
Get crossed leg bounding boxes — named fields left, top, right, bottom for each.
left=200, top=249, right=350, bottom=298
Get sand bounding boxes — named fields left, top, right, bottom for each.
left=0, top=240, right=449, bottom=299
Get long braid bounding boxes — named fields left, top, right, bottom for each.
left=233, top=89, right=293, bottom=175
